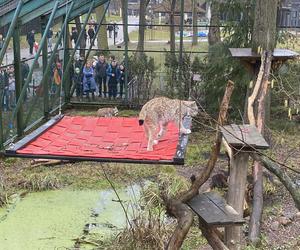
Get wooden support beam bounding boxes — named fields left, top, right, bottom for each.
left=225, top=151, right=249, bottom=250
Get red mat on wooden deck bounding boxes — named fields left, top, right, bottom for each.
left=17, top=116, right=180, bottom=161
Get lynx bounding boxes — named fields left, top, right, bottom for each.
left=139, top=97, right=198, bottom=151
left=96, top=107, right=118, bottom=117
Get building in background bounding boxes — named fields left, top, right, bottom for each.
left=278, top=0, right=300, bottom=27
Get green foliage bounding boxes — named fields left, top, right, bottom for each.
left=200, top=43, right=250, bottom=115
left=164, top=51, right=200, bottom=99
left=272, top=61, right=300, bottom=120
left=128, top=53, right=156, bottom=102
left=221, top=0, right=255, bottom=47
left=189, top=0, right=255, bottom=116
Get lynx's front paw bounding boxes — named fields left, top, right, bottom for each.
left=180, top=128, right=191, bottom=134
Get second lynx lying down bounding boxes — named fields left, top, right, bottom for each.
left=96, top=107, right=118, bottom=117
left=139, top=97, right=198, bottom=151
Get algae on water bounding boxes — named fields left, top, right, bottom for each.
left=0, top=185, right=142, bottom=250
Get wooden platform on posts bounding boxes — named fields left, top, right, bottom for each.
left=187, top=192, right=245, bottom=226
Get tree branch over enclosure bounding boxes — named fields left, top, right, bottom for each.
left=248, top=0, right=278, bottom=244
left=164, top=80, right=235, bottom=250
left=251, top=154, right=300, bottom=211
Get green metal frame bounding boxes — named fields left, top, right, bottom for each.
left=13, top=21, right=24, bottom=137
left=123, top=0, right=129, bottom=102
left=9, top=0, right=60, bottom=139
left=23, top=2, right=75, bottom=127
left=0, top=0, right=185, bottom=152
left=0, top=0, right=113, bottom=151
left=0, top=0, right=24, bottom=65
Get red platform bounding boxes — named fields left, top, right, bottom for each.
left=6, top=115, right=189, bottom=164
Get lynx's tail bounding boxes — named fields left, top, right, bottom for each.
left=138, top=108, right=146, bottom=126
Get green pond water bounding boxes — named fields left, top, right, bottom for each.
left=0, top=185, right=142, bottom=250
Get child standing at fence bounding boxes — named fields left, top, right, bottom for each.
left=83, top=61, right=96, bottom=100
left=119, top=64, right=125, bottom=98
left=8, top=73, right=15, bottom=109
left=106, top=60, right=120, bottom=100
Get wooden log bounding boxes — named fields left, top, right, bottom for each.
left=199, top=217, right=229, bottom=250
left=225, top=151, right=249, bottom=250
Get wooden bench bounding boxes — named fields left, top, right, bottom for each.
left=187, top=191, right=245, bottom=227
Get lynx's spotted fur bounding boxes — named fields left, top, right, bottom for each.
left=96, top=107, right=118, bottom=117
left=139, top=97, right=198, bottom=151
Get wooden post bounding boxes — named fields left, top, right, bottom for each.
left=225, top=151, right=249, bottom=250
left=221, top=124, right=269, bottom=249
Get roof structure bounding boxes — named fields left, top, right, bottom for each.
left=229, top=48, right=299, bottom=62
left=0, top=0, right=109, bottom=27
left=6, top=115, right=191, bottom=165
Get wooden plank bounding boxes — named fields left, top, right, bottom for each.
left=221, top=124, right=269, bottom=150
left=225, top=151, right=249, bottom=249
left=187, top=192, right=245, bottom=226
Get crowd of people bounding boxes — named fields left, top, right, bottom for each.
left=0, top=19, right=123, bottom=111
left=72, top=54, right=125, bottom=100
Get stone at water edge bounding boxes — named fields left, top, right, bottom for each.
left=278, top=216, right=292, bottom=226
left=270, top=221, right=280, bottom=231
left=293, top=212, right=300, bottom=220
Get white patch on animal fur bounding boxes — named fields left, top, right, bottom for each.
left=96, top=107, right=118, bottom=117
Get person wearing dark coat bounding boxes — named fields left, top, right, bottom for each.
left=26, top=30, right=35, bottom=55
left=118, top=64, right=125, bottom=98
left=21, top=59, right=30, bottom=100
left=47, top=28, right=54, bottom=51
left=0, top=68, right=9, bottom=111
left=106, top=61, right=120, bottom=99
left=95, top=55, right=108, bottom=97
left=87, top=26, right=95, bottom=46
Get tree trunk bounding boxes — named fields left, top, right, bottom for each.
left=192, top=0, right=198, bottom=46
left=95, top=5, right=109, bottom=53
left=169, top=0, right=176, bottom=53
left=121, top=0, right=129, bottom=43
left=252, top=0, right=278, bottom=52
left=137, top=0, right=150, bottom=54
left=208, top=0, right=221, bottom=46
left=75, top=17, right=86, bottom=58
left=248, top=0, right=278, bottom=244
